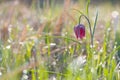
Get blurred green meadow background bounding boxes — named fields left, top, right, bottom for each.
left=0, top=0, right=120, bottom=80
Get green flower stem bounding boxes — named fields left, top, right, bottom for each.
left=79, top=14, right=93, bottom=46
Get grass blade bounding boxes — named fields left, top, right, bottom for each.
left=71, top=8, right=84, bottom=15
left=92, top=10, right=98, bottom=43
left=86, top=0, right=90, bottom=17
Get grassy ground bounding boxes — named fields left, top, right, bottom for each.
left=0, top=0, right=120, bottom=80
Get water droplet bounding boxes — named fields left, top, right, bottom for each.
left=23, top=75, right=28, bottom=79
left=0, top=72, right=2, bottom=76
left=107, top=28, right=111, bottom=32
left=91, top=68, right=94, bottom=73
left=99, top=48, right=103, bottom=53
left=6, top=45, right=11, bottom=49
left=23, top=70, right=28, bottom=74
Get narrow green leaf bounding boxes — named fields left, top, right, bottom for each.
left=86, top=0, right=90, bottom=16
left=92, top=10, right=98, bottom=42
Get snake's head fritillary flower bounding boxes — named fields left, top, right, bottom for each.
left=74, top=24, right=85, bottom=39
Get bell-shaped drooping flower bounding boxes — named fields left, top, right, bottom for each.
left=74, top=24, right=85, bottom=39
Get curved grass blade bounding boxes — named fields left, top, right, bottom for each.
left=71, top=8, right=84, bottom=15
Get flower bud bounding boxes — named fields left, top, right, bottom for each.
left=74, top=24, right=85, bottom=39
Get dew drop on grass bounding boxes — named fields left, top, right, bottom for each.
left=102, top=62, right=105, bottom=68
left=6, top=45, right=11, bottom=49
left=65, top=48, right=68, bottom=51
left=107, top=28, right=111, bottom=32
left=68, top=46, right=71, bottom=49
left=50, top=43, right=56, bottom=46
left=112, top=56, right=115, bottom=59
left=52, top=77, right=56, bottom=80
left=90, top=45, right=95, bottom=48
left=23, top=75, right=28, bottom=79
left=52, top=61, right=56, bottom=66
left=79, top=68, right=83, bottom=71
left=99, top=48, right=103, bottom=53
left=93, top=51, right=96, bottom=54
left=0, top=72, right=2, bottom=76
left=23, top=70, right=28, bottom=74
left=114, top=45, right=116, bottom=49
left=50, top=76, right=56, bottom=80
left=96, top=40, right=100, bottom=44
left=8, top=26, right=12, bottom=33
left=90, top=45, right=93, bottom=48
left=91, top=68, right=94, bottom=73
left=7, top=39, right=12, bottom=43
